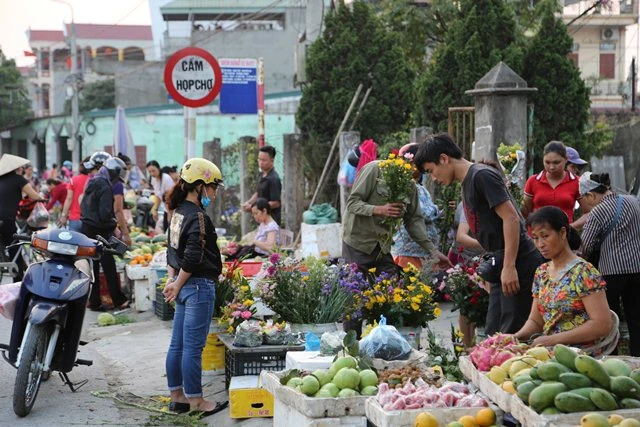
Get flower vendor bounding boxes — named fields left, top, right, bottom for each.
left=514, top=206, right=613, bottom=352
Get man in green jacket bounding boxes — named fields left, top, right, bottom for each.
left=342, top=154, right=451, bottom=276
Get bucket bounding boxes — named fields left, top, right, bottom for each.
left=289, top=322, right=339, bottom=336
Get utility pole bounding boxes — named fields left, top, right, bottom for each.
left=632, top=57, right=637, bottom=112
left=54, top=0, right=79, bottom=171
left=70, top=19, right=80, bottom=170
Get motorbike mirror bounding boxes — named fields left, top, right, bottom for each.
left=107, top=236, right=129, bottom=256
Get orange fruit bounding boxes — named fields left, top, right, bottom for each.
left=414, top=412, right=438, bottom=427
left=475, top=408, right=496, bottom=427
left=459, top=415, right=479, bottom=427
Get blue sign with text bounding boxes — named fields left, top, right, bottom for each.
left=219, top=58, right=258, bottom=114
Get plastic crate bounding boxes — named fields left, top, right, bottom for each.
left=224, top=347, right=287, bottom=389
left=154, top=286, right=174, bottom=321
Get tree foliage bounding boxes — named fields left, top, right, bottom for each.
left=65, top=78, right=115, bottom=114
left=0, top=50, right=31, bottom=130
left=377, top=0, right=458, bottom=71
left=521, top=0, right=593, bottom=168
left=296, top=0, right=415, bottom=201
left=414, top=0, right=524, bottom=130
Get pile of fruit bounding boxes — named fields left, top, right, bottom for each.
left=574, top=413, right=640, bottom=427
left=514, top=344, right=640, bottom=414
left=125, top=230, right=167, bottom=266
left=469, top=333, right=530, bottom=372
left=484, top=346, right=552, bottom=394
left=377, top=366, right=441, bottom=389
left=377, top=380, right=488, bottom=411
left=283, top=356, right=379, bottom=398
left=414, top=408, right=497, bottom=427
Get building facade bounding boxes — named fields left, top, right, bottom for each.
left=563, top=0, right=639, bottom=108
left=26, top=24, right=153, bottom=117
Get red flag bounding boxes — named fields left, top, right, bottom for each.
left=23, top=50, right=36, bottom=57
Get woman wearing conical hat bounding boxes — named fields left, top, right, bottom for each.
left=0, top=154, right=45, bottom=279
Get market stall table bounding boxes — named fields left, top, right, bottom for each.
left=218, top=333, right=305, bottom=389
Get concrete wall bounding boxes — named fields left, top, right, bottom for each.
left=190, top=8, right=305, bottom=94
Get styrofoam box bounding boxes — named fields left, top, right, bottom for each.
left=274, top=397, right=366, bottom=427
left=300, top=223, right=343, bottom=259
left=125, top=265, right=150, bottom=280
left=133, top=279, right=152, bottom=312
left=365, top=398, right=503, bottom=427
left=261, top=371, right=369, bottom=418
left=285, top=351, right=334, bottom=370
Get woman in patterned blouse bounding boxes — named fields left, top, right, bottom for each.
left=514, top=206, right=611, bottom=348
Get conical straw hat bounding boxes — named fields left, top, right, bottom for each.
left=0, top=154, right=30, bottom=176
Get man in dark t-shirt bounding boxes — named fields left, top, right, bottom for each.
left=415, top=133, right=544, bottom=335
left=242, top=145, right=282, bottom=225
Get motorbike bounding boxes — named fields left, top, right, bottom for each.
left=0, top=228, right=127, bottom=417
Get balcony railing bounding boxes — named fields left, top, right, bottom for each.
left=586, top=79, right=627, bottom=97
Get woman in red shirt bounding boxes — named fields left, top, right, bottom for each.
left=522, top=141, right=584, bottom=223
left=58, top=157, right=93, bottom=232
left=46, top=178, right=68, bottom=211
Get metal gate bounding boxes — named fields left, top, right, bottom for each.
left=448, top=107, right=474, bottom=159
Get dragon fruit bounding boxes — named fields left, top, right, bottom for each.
left=470, top=333, right=529, bottom=371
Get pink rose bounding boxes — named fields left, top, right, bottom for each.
left=241, top=311, right=252, bottom=319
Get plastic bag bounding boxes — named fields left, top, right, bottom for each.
left=305, top=332, right=320, bottom=351
left=302, top=203, right=338, bottom=225
left=0, top=282, right=21, bottom=320
left=320, top=330, right=346, bottom=355
left=359, top=315, right=412, bottom=361
left=262, top=320, right=292, bottom=345
left=337, top=157, right=356, bottom=187
left=233, top=320, right=263, bottom=347
left=26, top=202, right=49, bottom=229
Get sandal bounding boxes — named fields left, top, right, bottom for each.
left=168, top=401, right=190, bottom=414
left=197, top=401, right=229, bottom=418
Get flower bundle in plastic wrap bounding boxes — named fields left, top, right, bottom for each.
left=262, top=320, right=291, bottom=345
left=233, top=319, right=263, bottom=347
left=497, top=142, right=525, bottom=207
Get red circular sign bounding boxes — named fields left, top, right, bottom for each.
left=163, top=47, right=223, bottom=108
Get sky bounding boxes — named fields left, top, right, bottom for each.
left=0, top=0, right=152, bottom=66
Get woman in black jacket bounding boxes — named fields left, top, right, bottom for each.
left=162, top=158, right=227, bottom=416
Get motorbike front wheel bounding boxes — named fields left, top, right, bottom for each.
left=13, top=324, right=49, bottom=417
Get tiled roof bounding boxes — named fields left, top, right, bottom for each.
left=28, top=24, right=152, bottom=43
left=28, top=30, right=64, bottom=42
left=67, top=24, right=152, bottom=41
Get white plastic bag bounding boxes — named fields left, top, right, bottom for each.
left=0, top=282, right=21, bottom=320
left=26, top=201, right=49, bottom=228
left=359, top=315, right=412, bottom=361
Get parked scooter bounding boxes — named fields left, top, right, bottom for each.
left=0, top=228, right=127, bottom=417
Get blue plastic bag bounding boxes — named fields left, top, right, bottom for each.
left=337, top=157, right=356, bottom=187
left=305, top=332, right=321, bottom=351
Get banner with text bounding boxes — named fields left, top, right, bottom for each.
left=220, top=58, right=258, bottom=114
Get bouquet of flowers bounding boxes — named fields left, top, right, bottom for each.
left=377, top=150, right=417, bottom=252
left=347, top=264, right=441, bottom=328
left=440, top=259, right=489, bottom=327
left=435, top=183, right=461, bottom=253
left=497, top=142, right=525, bottom=207
left=217, top=262, right=257, bottom=334
left=255, top=254, right=349, bottom=324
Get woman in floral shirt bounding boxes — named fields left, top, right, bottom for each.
left=514, top=206, right=611, bottom=348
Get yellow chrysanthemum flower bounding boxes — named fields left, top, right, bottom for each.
left=407, top=285, right=416, bottom=291
left=434, top=306, right=442, bottom=317
left=411, top=302, right=420, bottom=311
left=393, top=294, right=403, bottom=303
left=243, top=299, right=254, bottom=307
left=368, top=267, right=377, bottom=273
left=395, top=159, right=403, bottom=166
left=409, top=276, right=417, bottom=283
left=404, top=163, right=412, bottom=170
left=389, top=153, right=396, bottom=159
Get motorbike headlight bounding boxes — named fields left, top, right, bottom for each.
left=47, top=241, right=78, bottom=256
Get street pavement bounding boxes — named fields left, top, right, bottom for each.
left=0, top=296, right=460, bottom=427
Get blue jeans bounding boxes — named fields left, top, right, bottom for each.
left=166, top=277, right=215, bottom=397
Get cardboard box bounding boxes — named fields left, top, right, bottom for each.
left=229, top=375, right=274, bottom=419
left=202, top=332, right=225, bottom=371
